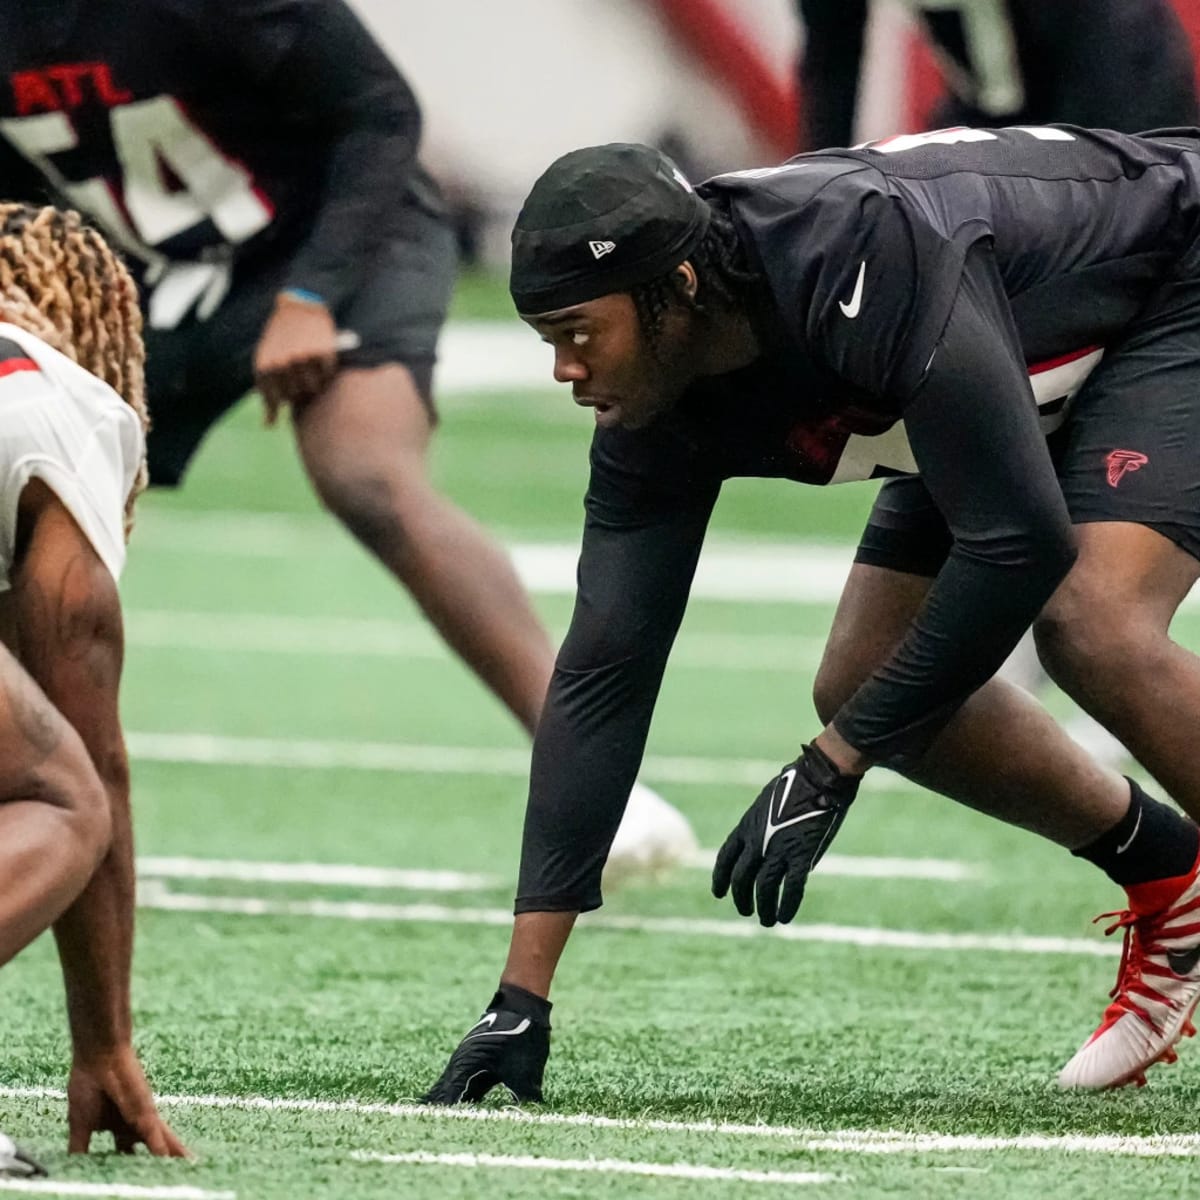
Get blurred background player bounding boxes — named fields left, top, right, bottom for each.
left=0, top=204, right=184, bottom=1169
left=0, top=0, right=695, bottom=875
left=796, top=0, right=1199, bottom=152
left=795, top=0, right=1200, bottom=764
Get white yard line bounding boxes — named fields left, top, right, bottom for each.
left=123, top=731, right=910, bottom=793
left=132, top=512, right=857, bottom=604
left=133, top=885, right=1115, bottom=957
left=125, top=609, right=829, bottom=671
left=686, top=851, right=980, bottom=881
left=0, top=1185, right=233, bottom=1200
left=352, top=1150, right=839, bottom=1185
left=135, top=857, right=497, bottom=892
left=133, top=853, right=978, bottom=890
left=2, top=1087, right=1194, bottom=1157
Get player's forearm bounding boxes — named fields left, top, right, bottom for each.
left=501, top=911, right=579, bottom=1000
left=52, top=779, right=135, bottom=1053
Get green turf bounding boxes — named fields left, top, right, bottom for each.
left=4, top=301, right=1200, bottom=1197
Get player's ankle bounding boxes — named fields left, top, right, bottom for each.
left=1073, top=779, right=1200, bottom=892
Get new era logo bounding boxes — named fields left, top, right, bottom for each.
left=589, top=240, right=616, bottom=260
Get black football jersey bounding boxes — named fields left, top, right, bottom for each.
left=0, top=0, right=433, bottom=325
left=798, top=0, right=1198, bottom=149
left=514, top=126, right=1200, bottom=914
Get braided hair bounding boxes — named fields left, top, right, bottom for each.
left=630, top=199, right=761, bottom=349
left=0, top=202, right=147, bottom=536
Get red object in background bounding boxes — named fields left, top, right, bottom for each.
left=648, top=0, right=798, bottom=159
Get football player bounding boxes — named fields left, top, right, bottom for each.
left=796, top=0, right=1198, bottom=150
left=426, top=126, right=1200, bottom=1103
left=0, top=0, right=694, bottom=875
left=0, top=204, right=183, bottom=1167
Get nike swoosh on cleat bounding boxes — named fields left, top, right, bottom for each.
left=1166, top=946, right=1200, bottom=976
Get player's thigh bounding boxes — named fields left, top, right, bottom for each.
left=294, top=206, right=458, bottom=477
left=814, top=477, right=942, bottom=717
left=1054, top=274, right=1200, bottom=572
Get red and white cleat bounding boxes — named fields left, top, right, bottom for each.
left=1059, top=853, right=1200, bottom=1090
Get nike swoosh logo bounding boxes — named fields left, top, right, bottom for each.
left=1115, top=807, right=1142, bottom=854
left=838, top=260, right=866, bottom=319
left=1167, top=946, right=1200, bottom=976
left=464, top=1016, right=531, bottom=1041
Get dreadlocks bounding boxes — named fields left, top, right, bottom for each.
left=630, top=199, right=762, bottom=350
left=0, top=203, right=147, bottom=534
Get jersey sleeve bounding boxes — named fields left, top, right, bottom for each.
left=204, top=0, right=424, bottom=309
left=514, top=427, right=720, bottom=914
left=831, top=244, right=1077, bottom=766
left=796, top=0, right=869, bottom=150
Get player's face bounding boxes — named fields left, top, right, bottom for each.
left=527, top=292, right=694, bottom=430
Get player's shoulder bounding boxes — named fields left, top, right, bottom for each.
left=0, top=333, right=42, bottom=383
left=702, top=154, right=880, bottom=212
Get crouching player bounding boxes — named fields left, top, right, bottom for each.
left=0, top=204, right=184, bottom=1172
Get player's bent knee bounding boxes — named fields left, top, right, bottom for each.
left=1033, top=592, right=1159, bottom=687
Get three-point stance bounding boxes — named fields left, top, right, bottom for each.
left=426, top=126, right=1200, bottom=1103
left=0, top=205, right=184, bottom=1171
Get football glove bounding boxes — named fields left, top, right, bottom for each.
left=421, top=983, right=551, bottom=1105
left=712, top=742, right=860, bottom=927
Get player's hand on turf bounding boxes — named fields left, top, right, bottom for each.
left=422, top=984, right=551, bottom=1105
left=255, top=291, right=340, bottom=424
left=712, top=742, right=860, bottom=927
left=67, top=1045, right=189, bottom=1157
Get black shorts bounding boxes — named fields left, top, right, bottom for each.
left=143, top=202, right=458, bottom=486
left=857, top=272, right=1200, bottom=576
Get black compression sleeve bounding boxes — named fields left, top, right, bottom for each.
left=514, top=485, right=717, bottom=914
left=832, top=246, right=1077, bottom=767
left=797, top=0, right=869, bottom=150
left=261, top=2, right=422, bottom=308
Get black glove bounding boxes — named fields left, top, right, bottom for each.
left=712, top=742, right=860, bottom=927
left=421, top=983, right=551, bottom=1105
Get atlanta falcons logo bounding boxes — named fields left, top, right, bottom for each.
left=1105, top=449, right=1148, bottom=488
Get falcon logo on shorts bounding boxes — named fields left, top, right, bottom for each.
left=1105, top=449, right=1149, bottom=488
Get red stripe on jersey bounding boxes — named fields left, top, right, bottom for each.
left=0, top=357, right=39, bottom=379
left=1028, top=345, right=1103, bottom=375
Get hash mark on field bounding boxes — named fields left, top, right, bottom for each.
left=352, top=1150, right=840, bottom=1185
left=124, top=731, right=912, bottom=793
left=134, top=885, right=1116, bottom=957
left=0, top=1183, right=233, bottom=1199
left=5, top=1087, right=1199, bottom=1157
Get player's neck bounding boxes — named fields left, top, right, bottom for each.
left=690, top=307, right=760, bottom=378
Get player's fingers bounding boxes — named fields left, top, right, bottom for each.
left=755, top=859, right=787, bottom=927
left=711, top=831, right=744, bottom=898
left=729, top=845, right=762, bottom=918
left=66, top=1116, right=92, bottom=1155
left=460, top=1068, right=499, bottom=1103
left=114, top=1126, right=138, bottom=1154
left=258, top=375, right=285, bottom=426
left=777, top=867, right=810, bottom=925
left=139, top=1119, right=187, bottom=1158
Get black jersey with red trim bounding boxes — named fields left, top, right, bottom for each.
left=797, top=0, right=1198, bottom=149
left=0, top=0, right=434, bottom=321
left=514, top=126, right=1200, bottom=915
